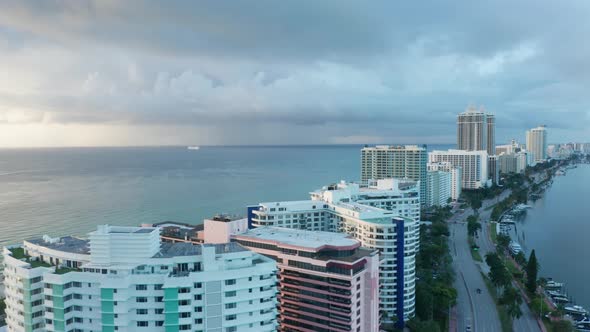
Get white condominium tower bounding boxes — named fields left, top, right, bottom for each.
left=2, top=225, right=278, bottom=332
left=427, top=162, right=462, bottom=201
left=526, top=125, right=548, bottom=164
left=247, top=178, right=420, bottom=328
left=457, top=106, right=495, bottom=155
left=425, top=170, right=452, bottom=207
left=360, top=145, right=427, bottom=205
left=429, top=150, right=490, bottom=189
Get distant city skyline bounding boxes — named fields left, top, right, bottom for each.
left=0, top=1, right=589, bottom=147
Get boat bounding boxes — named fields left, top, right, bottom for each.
left=547, top=290, right=565, bottom=297
left=576, top=317, right=590, bottom=331
left=546, top=280, right=564, bottom=289
left=187, top=146, right=200, bottom=150
left=509, top=241, right=523, bottom=255
left=564, top=305, right=589, bottom=317
left=552, top=295, right=570, bottom=304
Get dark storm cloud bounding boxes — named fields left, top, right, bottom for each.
left=0, top=0, right=589, bottom=144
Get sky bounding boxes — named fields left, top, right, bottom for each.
left=0, top=1, right=589, bottom=147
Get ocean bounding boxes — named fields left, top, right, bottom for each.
left=0, top=145, right=362, bottom=245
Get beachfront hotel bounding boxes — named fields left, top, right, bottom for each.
left=425, top=169, right=452, bottom=207
left=526, top=125, right=548, bottom=164
left=151, top=215, right=382, bottom=332
left=247, top=178, right=420, bottom=327
left=233, top=227, right=381, bottom=332
left=360, top=145, right=428, bottom=205
left=2, top=225, right=278, bottom=332
left=428, top=149, right=490, bottom=189
left=427, top=162, right=462, bottom=201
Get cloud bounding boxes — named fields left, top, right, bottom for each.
left=0, top=0, right=590, bottom=146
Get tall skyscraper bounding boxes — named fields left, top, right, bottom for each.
left=361, top=145, right=427, bottom=205
left=456, top=106, right=495, bottom=154
left=2, top=225, right=279, bottom=332
left=526, top=125, right=548, bottom=164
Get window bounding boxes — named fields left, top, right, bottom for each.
left=179, top=324, right=191, bottom=330
left=225, top=291, right=236, bottom=297
left=225, top=279, right=236, bottom=286
left=156, top=321, right=164, bottom=327
left=137, top=309, right=148, bottom=315
left=154, top=284, right=163, bottom=290
left=225, top=303, right=236, bottom=309
left=180, top=312, right=191, bottom=318
left=136, top=297, right=148, bottom=303
left=194, top=283, right=202, bottom=288
left=227, top=327, right=237, bottom=332
left=155, top=308, right=164, bottom=314
left=194, top=294, right=202, bottom=300
left=136, top=285, right=147, bottom=291
left=226, top=314, right=237, bottom=321
left=179, top=287, right=190, bottom=294
left=179, top=300, right=190, bottom=306
left=156, top=296, right=163, bottom=302
left=194, top=318, right=203, bottom=324
left=137, top=321, right=148, bottom=327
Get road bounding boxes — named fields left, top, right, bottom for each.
left=450, top=190, right=541, bottom=332
left=451, top=208, right=501, bottom=332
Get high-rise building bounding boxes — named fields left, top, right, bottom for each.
left=457, top=106, right=495, bottom=154
left=486, top=114, right=496, bottom=155
left=488, top=155, right=499, bottom=184
left=526, top=126, right=548, bottom=164
left=427, top=162, right=462, bottom=201
left=233, top=227, right=381, bottom=332
left=498, top=152, right=528, bottom=174
left=2, top=225, right=279, bottom=332
left=360, top=145, right=427, bottom=204
left=429, top=150, right=490, bottom=189
left=247, top=179, right=420, bottom=327
left=426, top=171, right=452, bottom=207
left=496, top=139, right=522, bottom=155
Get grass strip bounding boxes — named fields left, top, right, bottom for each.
left=481, top=272, right=513, bottom=332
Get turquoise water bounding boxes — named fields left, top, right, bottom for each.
left=514, top=164, right=590, bottom=308
left=0, top=146, right=366, bottom=245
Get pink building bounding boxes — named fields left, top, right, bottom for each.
left=233, top=227, right=380, bottom=332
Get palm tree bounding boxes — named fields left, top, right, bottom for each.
left=501, top=286, right=523, bottom=319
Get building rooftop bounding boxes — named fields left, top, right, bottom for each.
left=209, top=242, right=249, bottom=254
left=236, top=227, right=359, bottom=250
left=336, top=201, right=393, bottom=215
left=156, top=242, right=248, bottom=258
left=94, top=225, right=159, bottom=235
left=362, top=145, right=425, bottom=150
left=157, top=242, right=202, bottom=257
left=155, top=222, right=203, bottom=241
left=208, top=214, right=245, bottom=223
left=27, top=236, right=90, bottom=255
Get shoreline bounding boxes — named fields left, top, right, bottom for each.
left=499, top=161, right=590, bottom=322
